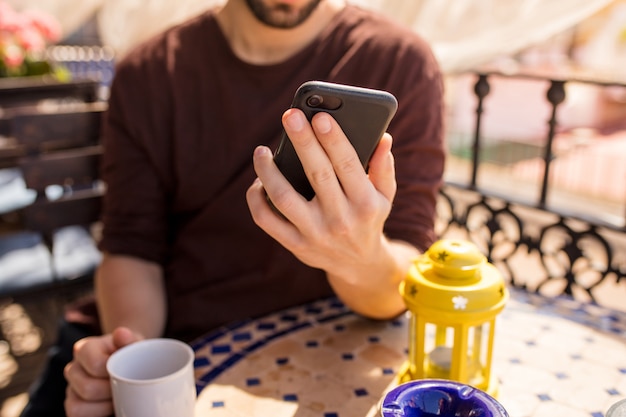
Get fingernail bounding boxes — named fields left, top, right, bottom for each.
left=314, top=113, right=331, bottom=134
left=285, top=112, right=305, bottom=131
left=254, top=145, right=270, bottom=157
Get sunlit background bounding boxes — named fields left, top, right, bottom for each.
left=8, top=0, right=620, bottom=222
left=1, top=1, right=626, bottom=416
left=3, top=0, right=625, bottom=224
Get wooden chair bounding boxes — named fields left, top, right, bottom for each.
left=0, top=102, right=106, bottom=401
left=0, top=101, right=106, bottom=166
left=0, top=103, right=106, bottom=299
left=0, top=77, right=99, bottom=110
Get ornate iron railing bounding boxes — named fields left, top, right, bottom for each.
left=438, top=68, right=626, bottom=308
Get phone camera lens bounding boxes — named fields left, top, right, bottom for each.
left=306, top=94, right=323, bottom=108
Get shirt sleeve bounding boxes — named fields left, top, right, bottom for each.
left=98, top=45, right=174, bottom=265
left=382, top=35, right=446, bottom=253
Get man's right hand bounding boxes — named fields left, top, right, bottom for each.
left=64, top=327, right=143, bottom=417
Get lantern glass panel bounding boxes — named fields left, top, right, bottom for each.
left=414, top=321, right=493, bottom=386
left=423, top=323, right=455, bottom=378
left=468, top=322, right=492, bottom=388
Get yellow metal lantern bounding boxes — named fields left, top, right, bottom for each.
left=398, top=239, right=509, bottom=397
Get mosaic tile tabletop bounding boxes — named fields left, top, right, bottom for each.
left=191, top=289, right=626, bottom=417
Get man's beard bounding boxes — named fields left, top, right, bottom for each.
left=244, top=0, right=323, bottom=29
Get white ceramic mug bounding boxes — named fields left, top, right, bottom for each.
left=106, top=338, right=196, bottom=417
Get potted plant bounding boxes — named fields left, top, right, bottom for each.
left=0, top=1, right=70, bottom=81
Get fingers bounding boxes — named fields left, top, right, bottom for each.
left=68, top=328, right=142, bottom=383
left=112, top=326, right=143, bottom=349
left=64, top=356, right=111, bottom=401
left=367, top=133, right=396, bottom=202
left=65, top=386, right=114, bottom=417
left=246, top=167, right=305, bottom=248
left=310, top=112, right=371, bottom=209
left=64, top=328, right=144, bottom=417
left=284, top=110, right=347, bottom=209
left=250, top=145, right=304, bottom=219
left=64, top=337, right=115, bottom=417
left=287, top=109, right=393, bottom=205
left=249, top=108, right=396, bottom=231
left=64, top=358, right=112, bottom=402
left=70, top=336, right=114, bottom=381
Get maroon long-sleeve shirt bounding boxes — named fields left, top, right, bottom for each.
left=97, top=5, right=445, bottom=342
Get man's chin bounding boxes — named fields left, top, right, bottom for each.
left=264, top=12, right=305, bottom=29
left=245, top=0, right=323, bottom=29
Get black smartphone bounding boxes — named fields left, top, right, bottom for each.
left=273, top=80, right=398, bottom=200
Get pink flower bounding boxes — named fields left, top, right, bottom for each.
left=23, top=9, right=61, bottom=43
left=15, top=25, right=46, bottom=53
left=0, top=1, right=63, bottom=77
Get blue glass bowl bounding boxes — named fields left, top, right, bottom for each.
left=380, top=380, right=508, bottom=417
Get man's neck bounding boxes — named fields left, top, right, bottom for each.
left=216, top=0, right=346, bottom=65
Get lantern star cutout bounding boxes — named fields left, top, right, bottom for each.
left=437, top=251, right=449, bottom=263
left=452, top=295, right=468, bottom=310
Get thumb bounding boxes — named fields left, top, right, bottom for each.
left=111, top=326, right=144, bottom=350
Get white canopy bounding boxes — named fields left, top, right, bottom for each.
left=7, top=0, right=617, bottom=73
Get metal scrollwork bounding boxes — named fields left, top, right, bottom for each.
left=463, top=197, right=524, bottom=287
left=534, top=219, right=614, bottom=302
left=435, top=187, right=455, bottom=236
left=437, top=185, right=626, bottom=306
